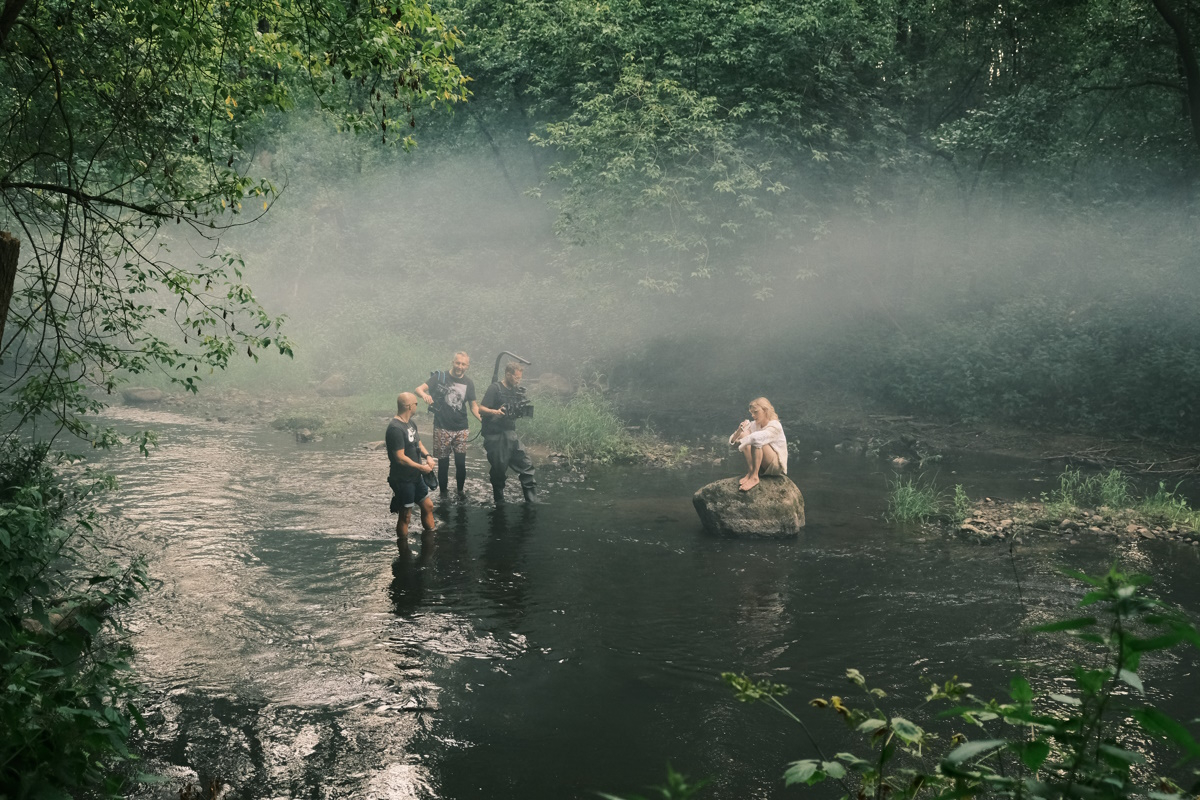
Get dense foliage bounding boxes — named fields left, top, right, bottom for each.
left=0, top=441, right=145, bottom=797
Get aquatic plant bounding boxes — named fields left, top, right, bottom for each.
left=885, top=475, right=942, bottom=523
left=723, top=567, right=1200, bottom=800
left=952, top=484, right=972, bottom=524
left=1136, top=481, right=1200, bottom=531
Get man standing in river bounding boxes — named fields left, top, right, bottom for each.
left=386, top=392, right=436, bottom=546
left=415, top=351, right=481, bottom=497
left=478, top=361, right=536, bottom=505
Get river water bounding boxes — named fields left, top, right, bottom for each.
left=93, top=406, right=1200, bottom=799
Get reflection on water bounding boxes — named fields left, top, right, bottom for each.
left=94, top=406, right=1200, bottom=799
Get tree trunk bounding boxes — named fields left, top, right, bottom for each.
left=0, top=231, right=19, bottom=346
left=1150, top=0, right=1200, bottom=155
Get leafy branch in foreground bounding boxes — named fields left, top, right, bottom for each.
left=611, top=567, right=1200, bottom=800
left=736, top=566, right=1200, bottom=800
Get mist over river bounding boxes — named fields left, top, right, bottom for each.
left=93, top=405, right=1200, bottom=800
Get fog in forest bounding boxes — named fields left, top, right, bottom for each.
left=207, top=121, right=1199, bottom=436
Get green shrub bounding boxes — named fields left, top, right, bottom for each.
left=0, top=441, right=146, bottom=797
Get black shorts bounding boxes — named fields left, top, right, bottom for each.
left=388, top=476, right=428, bottom=512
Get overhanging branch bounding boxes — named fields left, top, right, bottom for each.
left=0, top=181, right=175, bottom=219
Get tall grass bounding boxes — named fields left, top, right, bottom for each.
left=522, top=390, right=644, bottom=463
left=886, top=475, right=942, bottom=522
left=1040, top=468, right=1200, bottom=530
left=1043, top=467, right=1132, bottom=518
left=1136, top=481, right=1200, bottom=530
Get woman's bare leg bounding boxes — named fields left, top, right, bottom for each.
left=741, top=446, right=764, bottom=491
left=740, top=445, right=755, bottom=480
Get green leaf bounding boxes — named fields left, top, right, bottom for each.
left=784, top=760, right=824, bottom=786
left=1049, top=693, right=1082, bottom=707
left=1132, top=708, right=1200, bottom=758
left=857, top=718, right=887, bottom=734
left=822, top=761, right=846, bottom=779
left=944, top=739, right=1007, bottom=764
left=1010, top=675, right=1033, bottom=703
left=1097, top=743, right=1145, bottom=765
left=1017, top=740, right=1051, bottom=772
left=1031, top=617, right=1096, bottom=633
left=890, top=717, right=923, bottom=744
left=1118, top=669, right=1144, bottom=694
left=835, top=752, right=872, bottom=770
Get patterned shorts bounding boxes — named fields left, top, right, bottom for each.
left=432, top=427, right=469, bottom=457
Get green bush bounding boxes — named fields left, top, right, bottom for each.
left=850, top=293, right=1200, bottom=442
left=0, top=441, right=146, bottom=797
left=522, top=390, right=645, bottom=463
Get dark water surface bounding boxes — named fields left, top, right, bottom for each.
left=95, top=407, right=1200, bottom=799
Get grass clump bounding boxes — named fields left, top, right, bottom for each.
left=522, top=390, right=645, bottom=463
left=1136, top=481, right=1200, bottom=530
left=1039, top=467, right=1200, bottom=532
left=952, top=484, right=972, bottom=524
left=886, top=475, right=942, bottom=522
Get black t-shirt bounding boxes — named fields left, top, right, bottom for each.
left=428, top=371, right=476, bottom=431
left=481, top=381, right=517, bottom=435
left=386, top=417, right=423, bottom=481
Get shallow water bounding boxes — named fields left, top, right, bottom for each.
left=93, top=407, right=1200, bottom=799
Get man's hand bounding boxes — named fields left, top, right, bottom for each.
left=422, top=455, right=435, bottom=473
left=419, top=392, right=434, bottom=406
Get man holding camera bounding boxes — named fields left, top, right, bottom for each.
left=479, top=361, right=537, bottom=505
left=415, top=351, right=482, bottom=496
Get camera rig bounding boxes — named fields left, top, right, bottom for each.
left=492, top=351, right=534, bottom=420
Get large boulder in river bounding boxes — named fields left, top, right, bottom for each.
left=316, top=373, right=355, bottom=397
left=693, top=476, right=805, bottom=538
left=122, top=387, right=165, bottom=405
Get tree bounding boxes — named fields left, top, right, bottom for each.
left=0, top=0, right=467, bottom=443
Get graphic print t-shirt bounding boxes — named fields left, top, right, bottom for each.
left=386, top=417, right=423, bottom=482
left=429, top=371, right=476, bottom=431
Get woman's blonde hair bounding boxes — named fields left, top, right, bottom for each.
left=750, top=397, right=778, bottom=421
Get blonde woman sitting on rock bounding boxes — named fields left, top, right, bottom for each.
left=730, top=397, right=788, bottom=491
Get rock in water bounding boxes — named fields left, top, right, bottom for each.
left=316, top=373, right=354, bottom=397
left=122, top=387, right=165, bottom=404
left=693, top=476, right=805, bottom=538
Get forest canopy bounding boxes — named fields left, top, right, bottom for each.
left=427, top=0, right=1200, bottom=293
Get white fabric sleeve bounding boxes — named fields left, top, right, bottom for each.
left=739, top=420, right=779, bottom=448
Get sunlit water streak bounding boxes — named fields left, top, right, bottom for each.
left=91, top=406, right=1200, bottom=799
